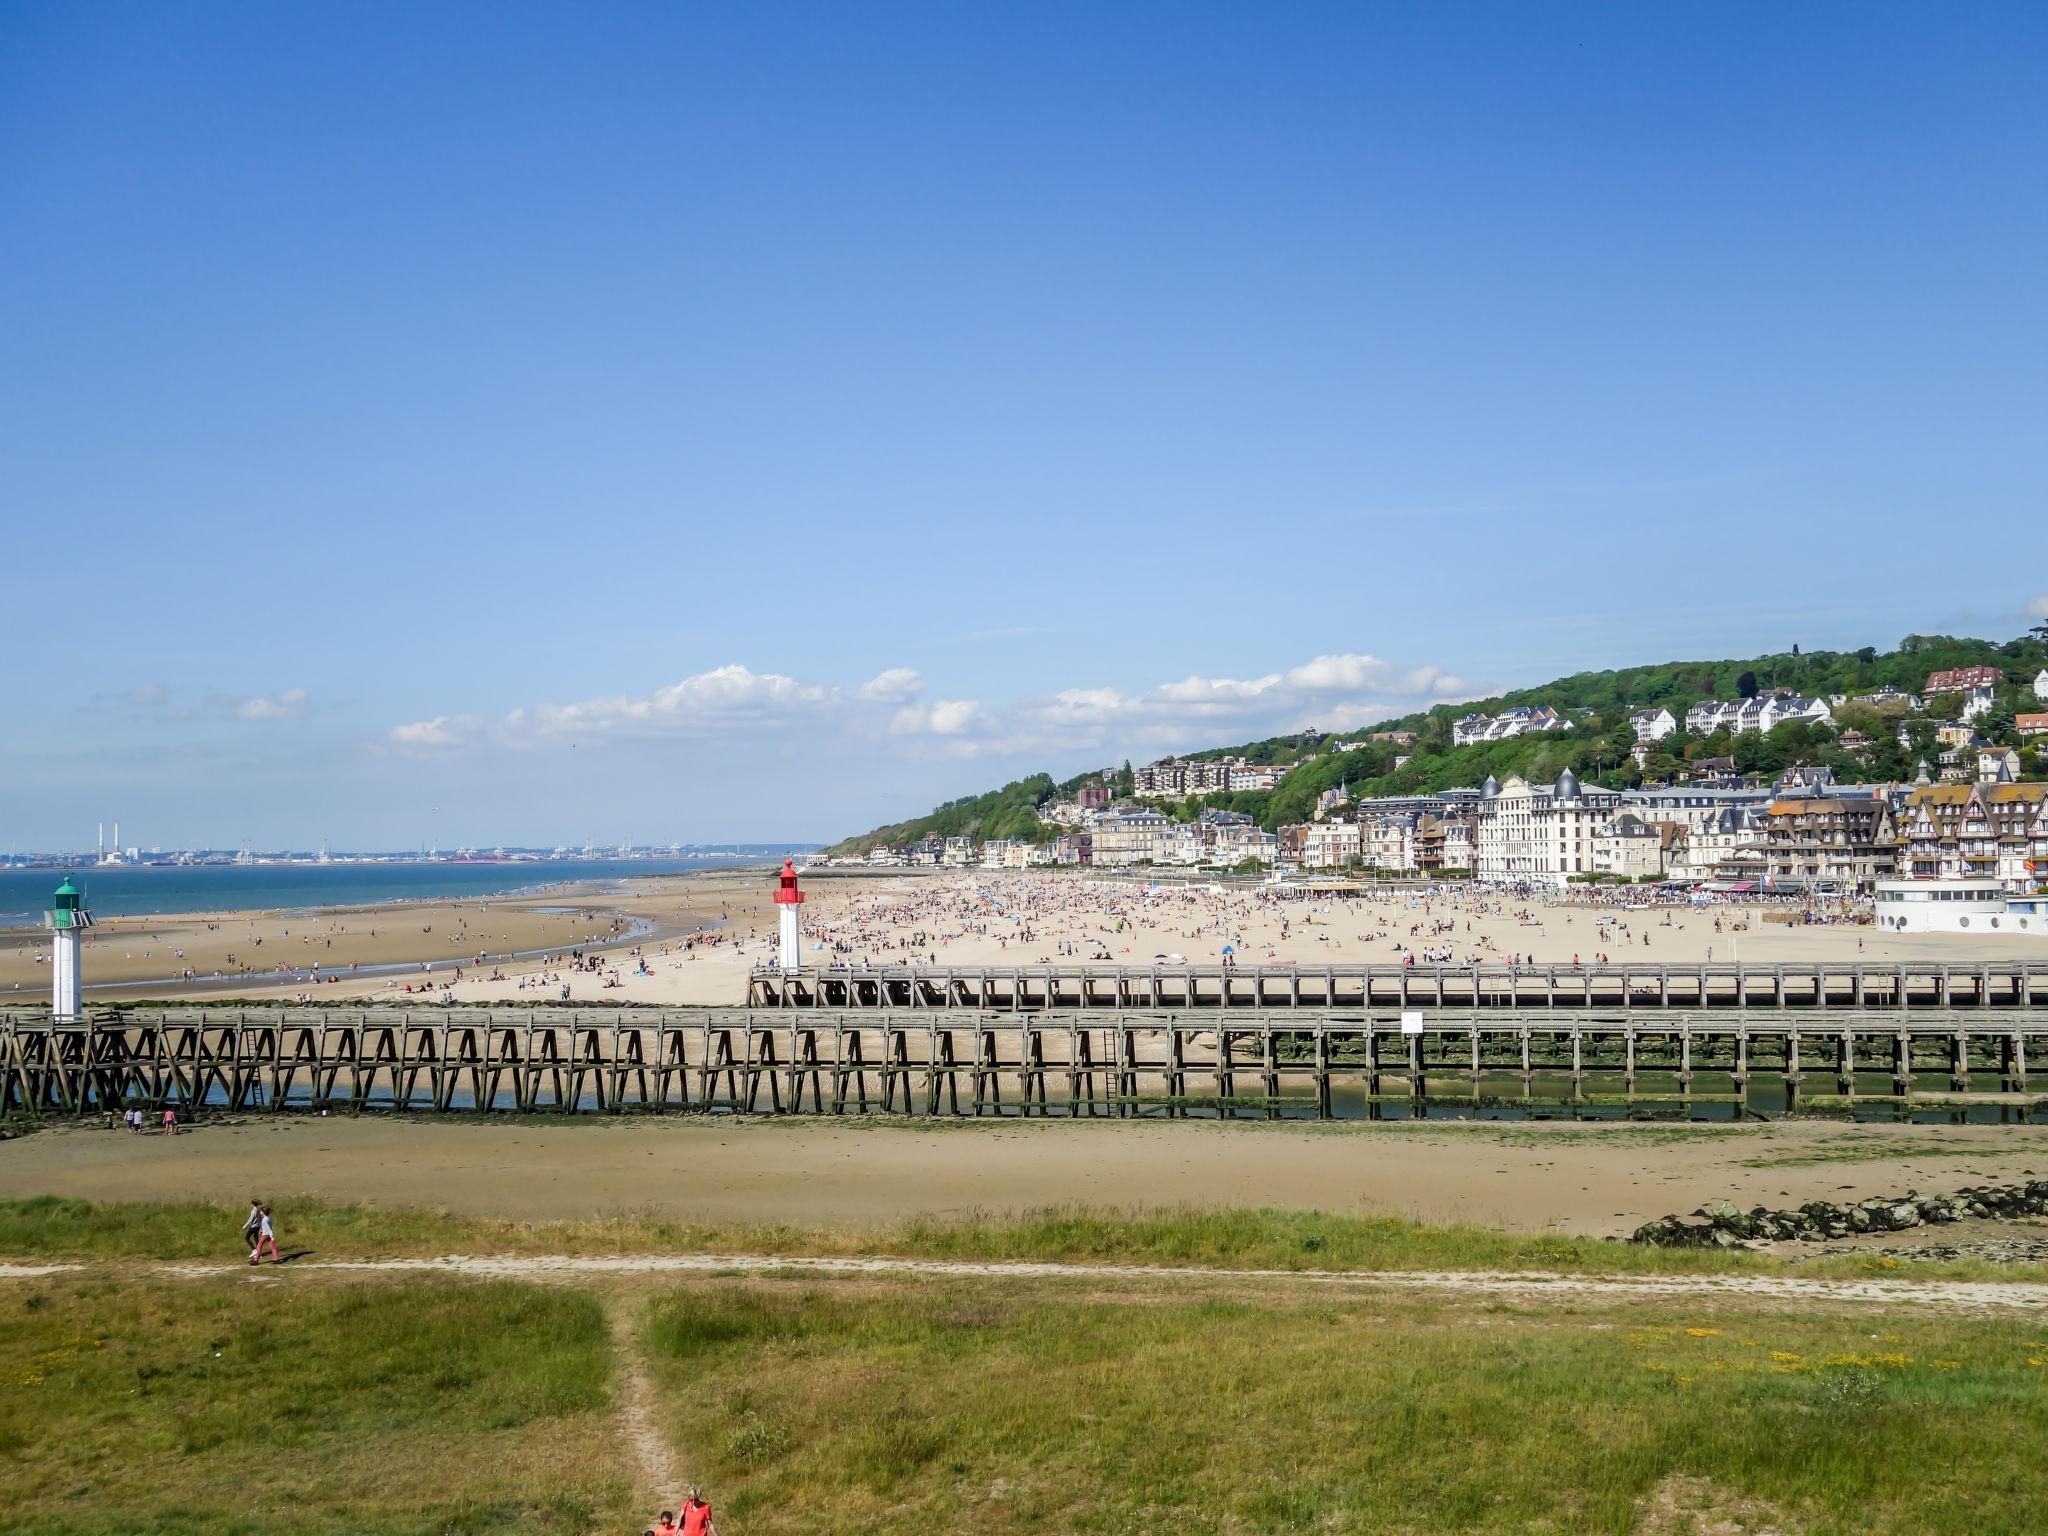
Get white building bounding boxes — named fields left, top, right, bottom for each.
left=1473, top=769, right=1625, bottom=887
left=2035, top=668, right=2048, bottom=702
left=1873, top=878, right=2036, bottom=935
left=1629, top=708, right=1677, bottom=743
left=1453, top=706, right=1569, bottom=747
left=1685, top=695, right=1831, bottom=737
left=1301, top=820, right=1361, bottom=869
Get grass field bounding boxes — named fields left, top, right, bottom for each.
left=0, top=1194, right=2017, bottom=1281
left=644, top=1277, right=2048, bottom=1535
left=3, top=1196, right=2046, bottom=1533
left=0, top=1276, right=628, bottom=1534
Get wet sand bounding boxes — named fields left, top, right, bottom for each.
left=7, top=1115, right=2047, bottom=1237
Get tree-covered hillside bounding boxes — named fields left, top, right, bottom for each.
left=828, top=630, right=2048, bottom=851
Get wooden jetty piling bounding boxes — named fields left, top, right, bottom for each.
left=7, top=1003, right=2048, bottom=1120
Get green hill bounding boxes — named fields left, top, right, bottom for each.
left=827, top=629, right=2048, bottom=853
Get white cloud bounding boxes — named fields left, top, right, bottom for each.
left=389, top=714, right=483, bottom=748
left=856, top=668, right=926, bottom=703
left=382, top=651, right=1474, bottom=765
left=233, top=688, right=309, bottom=721
left=120, top=684, right=167, bottom=708
left=2028, top=594, right=2048, bottom=622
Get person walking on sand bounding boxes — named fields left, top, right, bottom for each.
left=161, top=1106, right=177, bottom=1135
left=250, top=1205, right=279, bottom=1265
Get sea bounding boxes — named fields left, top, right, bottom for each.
left=0, top=854, right=794, bottom=929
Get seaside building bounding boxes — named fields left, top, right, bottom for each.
left=1473, top=770, right=1625, bottom=887
left=1591, top=813, right=1670, bottom=881
left=1301, top=819, right=1361, bottom=869
left=1090, top=807, right=1175, bottom=865
left=1873, top=877, right=2038, bottom=935
left=1759, top=796, right=1896, bottom=893
left=1615, top=785, right=1769, bottom=833
left=1898, top=782, right=2048, bottom=893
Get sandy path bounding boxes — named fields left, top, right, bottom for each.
left=7, top=1253, right=2046, bottom=1313
left=606, top=1299, right=683, bottom=1511
left=9, top=1116, right=2048, bottom=1237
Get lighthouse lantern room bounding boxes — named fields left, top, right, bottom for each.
left=45, top=876, right=94, bottom=1019
left=772, top=858, right=805, bottom=973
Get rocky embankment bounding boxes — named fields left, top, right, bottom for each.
left=1630, top=1181, right=2048, bottom=1248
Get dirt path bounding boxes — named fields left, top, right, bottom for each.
left=8, top=1253, right=2047, bottom=1312
left=604, top=1298, right=682, bottom=1513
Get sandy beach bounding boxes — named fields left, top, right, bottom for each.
left=423, top=869, right=2048, bottom=1009
left=0, top=870, right=770, bottom=1006
left=7, top=1113, right=2047, bottom=1237
left=6, top=868, right=2045, bottom=1010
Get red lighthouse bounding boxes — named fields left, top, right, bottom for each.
left=774, top=858, right=804, bottom=971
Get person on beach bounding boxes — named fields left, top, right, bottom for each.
left=249, top=1204, right=279, bottom=1264
left=241, top=1198, right=262, bottom=1252
left=161, top=1107, right=177, bottom=1134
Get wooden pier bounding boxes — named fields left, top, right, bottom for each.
left=7, top=1005, right=2048, bottom=1120
left=747, top=960, right=2048, bottom=1012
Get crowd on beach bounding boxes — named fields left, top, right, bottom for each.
left=788, top=875, right=1836, bottom=973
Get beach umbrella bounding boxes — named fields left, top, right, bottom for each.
left=1222, top=944, right=1235, bottom=954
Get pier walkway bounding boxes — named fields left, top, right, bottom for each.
left=7, top=1004, right=2048, bottom=1119
left=747, top=960, right=2048, bottom=1011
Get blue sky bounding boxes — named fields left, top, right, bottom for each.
left=3, top=3, right=2044, bottom=851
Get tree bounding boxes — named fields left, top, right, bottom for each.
left=1737, top=670, right=1760, bottom=699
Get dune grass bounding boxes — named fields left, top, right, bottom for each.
left=0, top=1193, right=2031, bottom=1281
left=643, top=1278, right=2048, bottom=1535
left=0, top=1277, right=625, bottom=1534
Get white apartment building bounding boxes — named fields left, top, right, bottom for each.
left=1473, top=769, right=1625, bottom=887
left=979, top=839, right=1035, bottom=869
left=1684, top=695, right=1832, bottom=736
left=1453, top=706, right=1569, bottom=747
left=1629, top=708, right=1677, bottom=743
left=1301, top=820, right=1361, bottom=869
